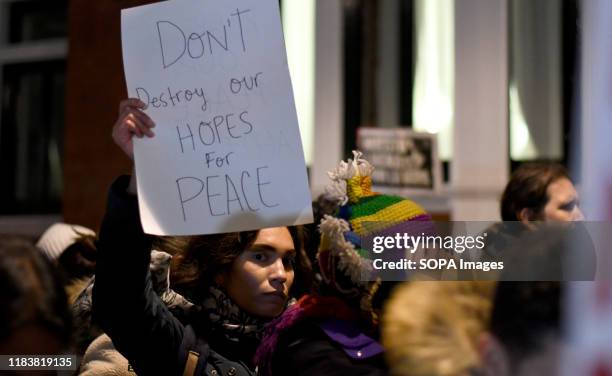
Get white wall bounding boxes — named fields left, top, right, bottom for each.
left=578, top=0, right=612, bottom=221
left=310, top=0, right=344, bottom=196
left=452, top=0, right=508, bottom=220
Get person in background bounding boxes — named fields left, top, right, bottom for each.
left=36, top=222, right=98, bottom=304
left=382, top=281, right=495, bottom=376
left=79, top=249, right=200, bottom=376
left=381, top=281, right=561, bottom=376
left=479, top=282, right=563, bottom=376
left=500, top=163, right=583, bottom=223
left=255, top=151, right=432, bottom=376
left=0, top=234, right=72, bottom=357
left=93, top=99, right=311, bottom=376
left=479, top=163, right=592, bottom=280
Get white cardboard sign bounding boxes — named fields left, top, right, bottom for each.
left=121, top=0, right=313, bottom=235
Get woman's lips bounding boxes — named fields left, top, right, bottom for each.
left=262, top=291, right=287, bottom=303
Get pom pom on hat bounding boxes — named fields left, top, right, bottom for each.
left=36, top=223, right=96, bottom=261
left=325, top=151, right=375, bottom=206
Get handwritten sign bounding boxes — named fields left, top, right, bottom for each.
left=121, top=0, right=313, bottom=235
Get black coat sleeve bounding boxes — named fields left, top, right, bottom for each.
left=273, top=322, right=388, bottom=376
left=92, top=176, right=187, bottom=376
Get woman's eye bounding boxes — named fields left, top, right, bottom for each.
left=560, top=201, right=577, bottom=212
left=252, top=252, right=267, bottom=262
left=283, top=254, right=296, bottom=267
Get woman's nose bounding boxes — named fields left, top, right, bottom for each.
left=269, top=258, right=287, bottom=284
left=572, top=207, right=585, bottom=221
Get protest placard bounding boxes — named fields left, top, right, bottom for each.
left=357, top=127, right=441, bottom=193
left=121, top=0, right=313, bottom=235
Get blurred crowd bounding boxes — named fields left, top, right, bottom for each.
left=0, top=101, right=589, bottom=376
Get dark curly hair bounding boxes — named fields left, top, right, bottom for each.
left=154, top=226, right=312, bottom=302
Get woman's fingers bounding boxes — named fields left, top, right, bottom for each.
left=117, top=109, right=155, bottom=137
left=125, top=117, right=143, bottom=138
left=118, top=99, right=155, bottom=137
left=112, top=98, right=155, bottom=160
left=119, top=98, right=146, bottom=114
left=129, top=110, right=156, bottom=137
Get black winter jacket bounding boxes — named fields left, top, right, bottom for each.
left=92, top=176, right=256, bottom=376
left=270, top=320, right=387, bottom=375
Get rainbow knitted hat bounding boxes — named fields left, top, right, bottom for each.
left=317, top=151, right=432, bottom=304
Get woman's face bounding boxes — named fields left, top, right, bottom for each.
left=542, top=178, right=584, bottom=222
left=222, top=227, right=296, bottom=318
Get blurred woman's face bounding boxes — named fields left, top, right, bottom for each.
left=542, top=178, right=584, bottom=222
left=222, top=227, right=296, bottom=318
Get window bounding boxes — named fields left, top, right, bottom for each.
left=508, top=0, right=578, bottom=169
left=0, top=0, right=67, bottom=214
left=7, top=0, right=67, bottom=43
left=343, top=0, right=416, bottom=157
